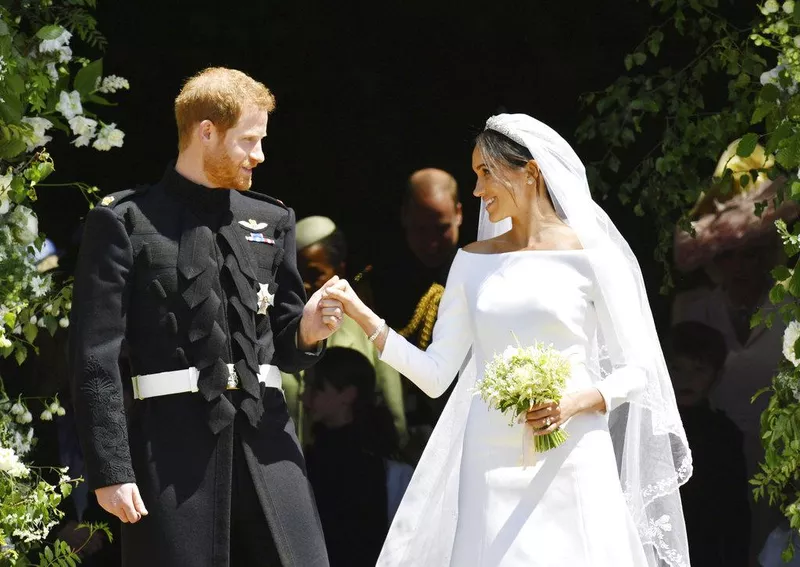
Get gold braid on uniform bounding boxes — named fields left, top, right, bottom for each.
left=398, top=283, right=445, bottom=349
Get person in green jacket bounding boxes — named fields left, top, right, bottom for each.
left=283, top=215, right=407, bottom=447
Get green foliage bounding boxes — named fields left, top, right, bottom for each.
left=0, top=1, right=126, bottom=563
left=576, top=0, right=770, bottom=288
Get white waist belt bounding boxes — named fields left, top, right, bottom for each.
left=132, top=364, right=282, bottom=400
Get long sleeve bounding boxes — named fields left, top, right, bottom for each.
left=592, top=250, right=648, bottom=412
left=380, top=254, right=471, bottom=398
left=269, top=207, right=325, bottom=373
left=70, top=206, right=136, bottom=490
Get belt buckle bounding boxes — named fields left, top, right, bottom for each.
left=226, top=367, right=239, bottom=390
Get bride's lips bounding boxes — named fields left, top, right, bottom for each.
left=484, top=197, right=496, bottom=210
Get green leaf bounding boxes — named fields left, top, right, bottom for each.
left=768, top=122, right=793, bottom=155
left=73, top=58, right=103, bottom=97
left=752, top=102, right=775, bottom=125
left=777, top=135, right=800, bottom=169
left=6, top=74, right=24, bottom=95
left=739, top=174, right=751, bottom=188
left=624, top=55, right=633, bottom=71
left=15, top=346, right=27, bottom=366
left=760, top=83, right=781, bottom=103
left=794, top=0, right=800, bottom=23
left=770, top=283, right=786, bottom=304
left=36, top=25, right=65, bottom=41
left=87, top=93, right=115, bottom=106
left=44, top=547, right=54, bottom=562
left=23, top=323, right=38, bottom=344
left=633, top=52, right=647, bottom=66
left=608, top=154, right=621, bottom=173
left=789, top=259, right=800, bottom=296
left=737, top=133, right=759, bottom=158
left=0, top=20, right=8, bottom=36
left=773, top=266, right=792, bottom=281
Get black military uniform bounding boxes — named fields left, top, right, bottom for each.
left=70, top=165, right=329, bottom=566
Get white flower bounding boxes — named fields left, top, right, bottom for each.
left=10, top=402, right=24, bottom=415
left=0, top=446, right=29, bottom=477
left=65, top=301, right=72, bottom=310
left=55, top=90, right=82, bottom=121
left=29, top=275, right=50, bottom=298
left=761, top=65, right=784, bottom=86
left=785, top=0, right=796, bottom=12
left=38, top=29, right=71, bottom=54
left=18, top=411, right=33, bottom=424
left=40, top=409, right=52, bottom=421
left=97, top=75, right=130, bottom=94
left=73, top=135, right=92, bottom=148
left=20, top=117, right=53, bottom=151
left=43, top=304, right=52, bottom=314
left=783, top=321, right=800, bottom=366
left=0, top=56, right=6, bottom=79
left=56, top=407, right=65, bottom=417
left=502, top=345, right=518, bottom=362
left=765, top=0, right=781, bottom=13
left=257, top=283, right=275, bottom=315
left=775, top=19, right=790, bottom=35
left=92, top=123, right=124, bottom=151
left=68, top=116, right=98, bottom=148
left=0, top=170, right=12, bottom=215
left=29, top=315, right=37, bottom=325
left=9, top=205, right=38, bottom=245
left=49, top=402, right=60, bottom=413
left=0, top=335, right=11, bottom=349
left=58, top=317, right=69, bottom=328
left=57, top=45, right=71, bottom=64
left=46, top=62, right=58, bottom=84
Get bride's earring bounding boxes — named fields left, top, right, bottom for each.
left=526, top=177, right=534, bottom=185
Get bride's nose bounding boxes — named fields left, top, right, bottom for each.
left=473, top=182, right=483, bottom=198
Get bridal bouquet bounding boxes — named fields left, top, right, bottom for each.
left=476, top=342, right=571, bottom=453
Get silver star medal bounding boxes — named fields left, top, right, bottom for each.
left=257, top=283, right=275, bottom=315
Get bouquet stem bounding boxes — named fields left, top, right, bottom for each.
left=533, top=428, right=569, bottom=453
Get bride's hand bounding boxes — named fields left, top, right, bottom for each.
left=321, top=279, right=365, bottom=318
left=525, top=395, right=579, bottom=435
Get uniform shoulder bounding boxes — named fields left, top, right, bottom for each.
left=95, top=184, right=151, bottom=211
left=239, top=189, right=290, bottom=212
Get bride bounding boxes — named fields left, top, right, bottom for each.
left=323, top=114, right=692, bottom=566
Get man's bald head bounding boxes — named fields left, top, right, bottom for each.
left=401, top=168, right=462, bottom=269
left=404, top=168, right=459, bottom=209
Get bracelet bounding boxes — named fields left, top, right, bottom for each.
left=368, top=319, right=386, bottom=343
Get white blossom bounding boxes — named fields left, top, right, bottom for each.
left=57, top=44, right=71, bottom=64
left=10, top=402, right=24, bottom=416
left=783, top=320, right=800, bottom=366
left=0, top=170, right=12, bottom=215
left=29, top=315, right=37, bottom=325
left=55, top=90, right=82, bottom=121
left=0, top=55, right=6, bottom=79
left=765, top=0, right=781, bottom=13
left=56, top=407, right=66, bottom=417
left=58, top=317, right=69, bottom=328
left=38, top=29, right=71, bottom=54
left=29, top=275, right=50, bottom=298
left=39, top=409, right=52, bottom=421
left=0, top=446, right=29, bottom=477
left=775, top=19, right=790, bottom=35
left=46, top=62, right=58, bottom=84
left=18, top=411, right=33, bottom=424
left=20, top=117, right=53, bottom=151
left=73, top=135, right=92, bottom=148
left=48, top=402, right=59, bottom=413
left=0, top=335, right=11, bottom=349
left=92, top=123, right=124, bottom=151
left=69, top=115, right=97, bottom=137
left=97, top=75, right=130, bottom=94
left=9, top=205, right=38, bottom=245
left=785, top=0, right=796, bottom=13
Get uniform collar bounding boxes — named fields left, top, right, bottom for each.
left=161, top=163, right=232, bottom=214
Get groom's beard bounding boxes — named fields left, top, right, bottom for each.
left=203, top=145, right=253, bottom=191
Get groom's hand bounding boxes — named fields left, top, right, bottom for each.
left=95, top=482, right=148, bottom=523
left=298, top=276, right=344, bottom=349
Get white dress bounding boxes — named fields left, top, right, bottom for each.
left=379, top=249, right=650, bottom=566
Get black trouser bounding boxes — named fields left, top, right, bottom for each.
left=230, top=434, right=282, bottom=567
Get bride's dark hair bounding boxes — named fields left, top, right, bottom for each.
left=474, top=129, right=533, bottom=171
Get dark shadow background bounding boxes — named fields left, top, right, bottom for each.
left=37, top=0, right=676, bottom=322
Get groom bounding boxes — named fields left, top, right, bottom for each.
left=70, top=67, right=339, bottom=566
